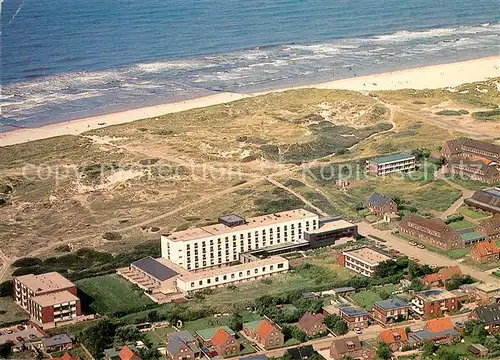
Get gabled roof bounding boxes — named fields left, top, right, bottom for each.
left=478, top=215, right=500, bottom=235
left=330, top=336, right=362, bottom=353
left=466, top=188, right=500, bottom=212
left=54, top=353, right=80, bottom=360
left=256, top=319, right=278, bottom=339
left=119, top=345, right=142, bottom=360
left=367, top=192, right=394, bottom=207
left=379, top=327, right=408, bottom=344
left=426, top=316, right=454, bottom=333
left=211, top=328, right=233, bottom=348
left=374, top=298, right=409, bottom=310
left=437, top=266, right=462, bottom=282
left=422, top=273, right=441, bottom=284
left=167, top=337, right=190, bottom=355
left=196, top=326, right=235, bottom=342
left=169, top=330, right=196, bottom=343
left=473, top=303, right=500, bottom=324
left=471, top=241, right=500, bottom=258
left=298, top=312, right=325, bottom=331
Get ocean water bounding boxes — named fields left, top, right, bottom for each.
left=1, top=0, right=499, bottom=129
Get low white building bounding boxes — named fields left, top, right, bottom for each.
left=338, top=247, right=392, bottom=277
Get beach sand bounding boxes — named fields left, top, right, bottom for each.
left=1, top=56, right=499, bottom=147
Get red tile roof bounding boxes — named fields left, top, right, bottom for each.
left=379, top=327, right=408, bottom=344
left=426, top=316, right=454, bottom=333
left=472, top=241, right=500, bottom=258
left=422, top=273, right=441, bottom=284
left=119, top=345, right=142, bottom=360
left=54, top=353, right=80, bottom=360
left=256, top=319, right=276, bottom=339
left=211, top=328, right=233, bottom=348
left=438, top=266, right=462, bottom=282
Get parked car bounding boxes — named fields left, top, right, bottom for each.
left=17, top=325, right=25, bottom=331
left=354, top=327, right=362, bottom=334
left=28, top=334, right=38, bottom=341
left=5, top=329, right=13, bottom=334
left=417, top=244, right=425, bottom=249
left=16, top=336, right=24, bottom=342
left=409, top=241, right=417, bottom=246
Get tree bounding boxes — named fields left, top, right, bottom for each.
left=115, top=326, right=142, bottom=343
left=147, top=310, right=159, bottom=323
left=290, top=326, right=306, bottom=342
left=376, top=342, right=391, bottom=360
left=229, top=313, right=243, bottom=332
left=80, top=319, right=117, bottom=356
left=435, top=347, right=460, bottom=360
left=445, top=274, right=475, bottom=291
left=472, top=322, right=488, bottom=344
left=324, top=314, right=348, bottom=335
left=463, top=319, right=484, bottom=337
left=0, top=280, right=13, bottom=297
left=422, top=341, right=436, bottom=358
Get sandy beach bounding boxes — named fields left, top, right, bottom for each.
left=1, top=56, right=499, bottom=147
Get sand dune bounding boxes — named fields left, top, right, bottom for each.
left=1, top=56, right=499, bottom=147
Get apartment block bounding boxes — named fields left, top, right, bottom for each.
left=14, top=272, right=81, bottom=328
left=338, top=306, right=369, bottom=330
left=337, top=247, right=392, bottom=277
left=366, top=153, right=416, bottom=176
left=411, top=289, right=461, bottom=319
left=372, top=298, right=410, bottom=325
left=161, top=209, right=318, bottom=271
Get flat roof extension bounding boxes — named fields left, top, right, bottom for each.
left=32, top=290, right=79, bottom=307
left=15, top=272, right=75, bottom=294
left=343, top=247, right=391, bottom=265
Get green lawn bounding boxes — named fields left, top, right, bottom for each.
left=449, top=219, right=475, bottom=230
left=350, top=284, right=399, bottom=310
left=0, top=297, right=29, bottom=325
left=76, top=274, right=154, bottom=314
left=458, top=206, right=490, bottom=220
left=145, top=326, right=174, bottom=347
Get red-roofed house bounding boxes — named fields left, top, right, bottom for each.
left=471, top=241, right=500, bottom=263
left=53, top=353, right=81, bottom=360
left=297, top=312, right=327, bottom=337
left=211, top=328, right=239, bottom=357
left=425, top=317, right=457, bottom=344
left=378, top=327, right=408, bottom=352
left=119, top=345, right=142, bottom=360
left=244, top=319, right=284, bottom=350
left=421, top=266, right=462, bottom=287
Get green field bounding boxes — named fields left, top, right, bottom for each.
left=0, top=297, right=29, bottom=325
left=458, top=206, right=490, bottom=220
left=449, top=219, right=475, bottom=230
left=350, top=284, right=399, bottom=310
left=76, top=274, right=154, bottom=314
left=145, top=326, right=174, bottom=347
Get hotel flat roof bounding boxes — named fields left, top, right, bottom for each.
left=32, top=290, right=79, bottom=307
left=163, top=209, right=317, bottom=242
left=416, top=289, right=459, bottom=301
left=369, top=153, right=415, bottom=165
left=343, top=247, right=391, bottom=265
left=15, top=272, right=75, bottom=294
left=306, top=219, right=355, bottom=234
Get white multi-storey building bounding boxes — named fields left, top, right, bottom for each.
left=366, top=153, right=416, bottom=176
left=161, top=209, right=319, bottom=270
left=338, top=247, right=392, bottom=277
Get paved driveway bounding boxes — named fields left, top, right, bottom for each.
left=0, top=323, right=44, bottom=346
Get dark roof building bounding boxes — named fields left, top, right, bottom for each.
left=285, top=345, right=315, bottom=360
left=131, top=256, right=179, bottom=282
left=374, top=298, right=408, bottom=310
left=469, top=303, right=500, bottom=334
left=366, top=193, right=398, bottom=216
left=465, top=188, right=500, bottom=214
left=443, top=137, right=500, bottom=162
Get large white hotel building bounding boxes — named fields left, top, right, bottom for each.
left=161, top=209, right=319, bottom=270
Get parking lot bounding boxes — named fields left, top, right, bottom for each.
left=0, top=324, right=45, bottom=345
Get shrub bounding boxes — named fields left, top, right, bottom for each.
left=12, top=257, right=42, bottom=267
left=473, top=109, right=500, bottom=121
left=155, top=129, right=173, bottom=135
left=102, top=232, right=122, bottom=241
left=435, top=110, right=462, bottom=116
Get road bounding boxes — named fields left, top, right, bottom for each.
left=357, top=222, right=500, bottom=286
left=0, top=250, right=12, bottom=282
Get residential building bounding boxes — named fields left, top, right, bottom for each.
left=105, top=345, right=142, bottom=360
left=243, top=318, right=284, bottom=350
left=303, top=219, right=357, bottom=248
left=211, top=328, right=239, bottom=357
left=372, top=298, right=409, bottom=325
left=329, top=336, right=375, bottom=360
left=446, top=157, right=500, bottom=184
left=366, top=153, right=416, bottom=176
left=442, top=137, right=500, bottom=162
left=470, top=283, right=500, bottom=305
left=337, top=247, right=392, bottom=277
left=297, top=312, right=327, bottom=337
left=464, top=188, right=500, bottom=214
left=399, top=214, right=463, bottom=251
left=13, top=272, right=81, bottom=329
left=477, top=215, right=500, bottom=241
left=409, top=317, right=459, bottom=345
left=41, top=334, right=73, bottom=353
left=378, top=327, right=408, bottom=352
left=366, top=193, right=398, bottom=216
left=166, top=331, right=200, bottom=360
left=338, top=306, right=369, bottom=330
left=52, top=353, right=80, bottom=360
left=470, top=241, right=500, bottom=263
left=421, top=266, right=462, bottom=287
left=161, top=209, right=318, bottom=271
left=469, top=303, right=500, bottom=334
left=196, top=326, right=235, bottom=346
left=411, top=289, right=461, bottom=318
left=285, top=345, right=315, bottom=360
